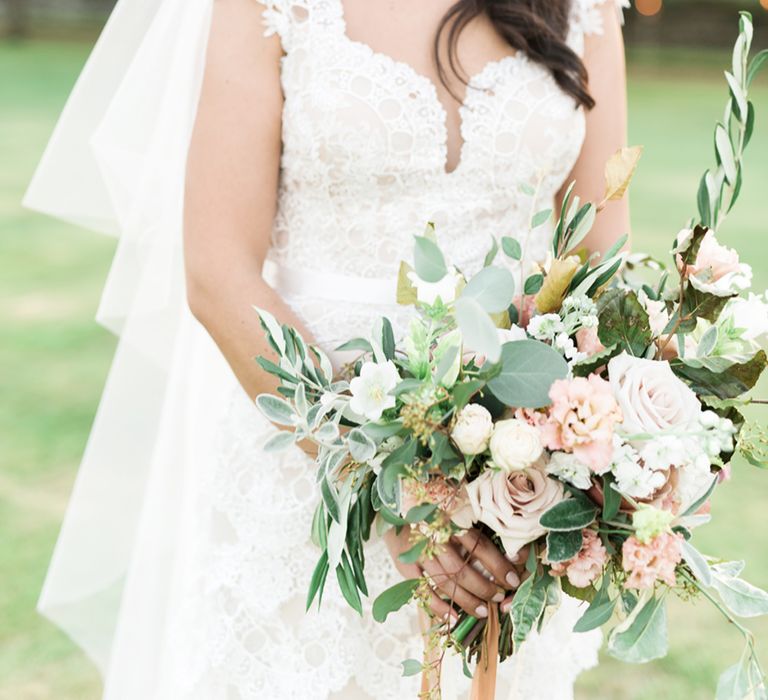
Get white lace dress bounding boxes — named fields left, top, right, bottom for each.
left=99, top=1, right=625, bottom=698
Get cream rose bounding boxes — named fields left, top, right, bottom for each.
left=489, top=418, right=544, bottom=472
left=465, top=463, right=566, bottom=557
left=451, top=404, right=494, bottom=455
left=607, top=353, right=701, bottom=437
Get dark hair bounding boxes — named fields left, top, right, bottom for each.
left=434, top=0, right=595, bottom=109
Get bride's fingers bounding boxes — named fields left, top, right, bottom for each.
left=427, top=591, right=458, bottom=627
left=500, top=593, right=515, bottom=615
left=420, top=558, right=488, bottom=618
left=453, top=529, right=520, bottom=590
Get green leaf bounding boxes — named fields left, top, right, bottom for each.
left=510, top=574, right=549, bottom=646
left=405, top=503, right=438, bottom=523
left=710, top=569, right=768, bottom=618
left=487, top=340, right=569, bottom=408
left=524, top=274, right=544, bottom=295
left=596, top=289, right=652, bottom=357
left=680, top=540, right=712, bottom=587
left=671, top=350, right=767, bottom=400
left=336, top=552, right=363, bottom=615
left=362, top=420, right=404, bottom=440
left=679, top=476, right=717, bottom=518
left=452, top=380, right=485, bottom=412
left=255, top=356, right=298, bottom=384
left=571, top=344, right=622, bottom=378
left=539, top=498, right=598, bottom=531
left=413, top=235, right=448, bottom=283
left=401, top=659, right=424, bottom=677
left=716, top=661, right=752, bottom=700
left=607, top=595, right=668, bottom=663
left=382, top=318, right=396, bottom=360
left=454, top=296, right=502, bottom=364
left=573, top=580, right=617, bottom=633
left=602, top=475, right=621, bottom=521
left=484, top=236, right=500, bottom=267
left=715, top=122, right=737, bottom=185
left=372, top=579, right=421, bottom=622
left=311, top=502, right=328, bottom=549
left=461, top=266, right=516, bottom=313
left=546, top=529, right=583, bottom=562
left=501, top=236, right=522, bottom=261
left=398, top=538, right=428, bottom=564
left=348, top=428, right=377, bottom=462
left=532, top=208, right=553, bottom=229
left=255, top=394, right=296, bottom=425
left=748, top=48, right=768, bottom=86
left=306, top=551, right=329, bottom=610
left=335, top=337, right=373, bottom=354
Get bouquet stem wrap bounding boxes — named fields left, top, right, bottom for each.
left=470, top=604, right=499, bottom=700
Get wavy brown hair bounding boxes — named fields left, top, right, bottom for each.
left=435, top=0, right=595, bottom=109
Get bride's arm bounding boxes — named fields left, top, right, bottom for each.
left=184, top=0, right=311, bottom=400
left=556, top=1, right=630, bottom=255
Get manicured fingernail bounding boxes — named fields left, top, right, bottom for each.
left=506, top=571, right=520, bottom=587
left=492, top=590, right=505, bottom=603
left=501, top=601, right=511, bottom=614
left=475, top=605, right=488, bottom=618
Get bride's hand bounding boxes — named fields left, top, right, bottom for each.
left=384, top=525, right=520, bottom=621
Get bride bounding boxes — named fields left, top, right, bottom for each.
left=25, top=0, right=630, bottom=697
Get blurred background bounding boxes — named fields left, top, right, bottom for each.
left=1, top=1, right=767, bottom=699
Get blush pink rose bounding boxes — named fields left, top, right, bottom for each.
left=547, top=529, right=607, bottom=588
left=541, top=375, right=622, bottom=472
left=622, top=532, right=683, bottom=589
left=465, top=463, right=565, bottom=558
left=675, top=229, right=752, bottom=296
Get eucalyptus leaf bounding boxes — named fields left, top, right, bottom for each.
left=502, top=236, right=522, bottom=261
left=414, top=235, right=448, bottom=283
left=461, top=266, right=516, bottom=313
left=532, top=208, right=553, bottom=229
left=524, top=274, right=544, bottom=295
left=486, top=340, right=569, bottom=408
left=455, top=296, right=502, bottom=364
left=401, top=659, right=424, bottom=677
left=710, top=569, right=768, bottom=618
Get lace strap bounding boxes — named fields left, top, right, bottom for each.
left=571, top=0, right=629, bottom=37
left=259, top=0, right=309, bottom=52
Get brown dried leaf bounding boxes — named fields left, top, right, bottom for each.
left=534, top=256, right=581, bottom=314
left=604, top=146, right=643, bottom=202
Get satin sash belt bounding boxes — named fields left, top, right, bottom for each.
left=262, top=258, right=398, bottom=306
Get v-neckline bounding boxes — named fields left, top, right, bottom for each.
left=333, top=0, right=522, bottom=176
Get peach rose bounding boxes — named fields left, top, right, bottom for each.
left=465, top=462, right=566, bottom=558
left=541, top=375, right=622, bottom=472
left=675, top=228, right=752, bottom=296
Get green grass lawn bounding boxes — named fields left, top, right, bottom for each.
left=1, top=38, right=767, bottom=700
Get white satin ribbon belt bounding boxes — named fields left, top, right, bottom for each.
left=262, top=259, right=398, bottom=306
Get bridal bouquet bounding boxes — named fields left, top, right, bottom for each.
left=254, top=13, right=768, bottom=699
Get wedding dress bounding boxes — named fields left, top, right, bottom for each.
left=26, top=0, right=627, bottom=698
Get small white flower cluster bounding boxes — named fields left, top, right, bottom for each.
left=546, top=452, right=593, bottom=490
left=527, top=295, right=597, bottom=364
left=610, top=437, right=668, bottom=499
left=698, top=410, right=737, bottom=457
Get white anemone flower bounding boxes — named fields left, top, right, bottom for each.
left=349, top=361, right=400, bottom=421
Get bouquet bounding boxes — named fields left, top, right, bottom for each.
left=254, top=13, right=768, bottom=699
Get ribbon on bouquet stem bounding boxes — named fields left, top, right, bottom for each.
left=470, top=603, right=499, bottom=700
left=418, top=604, right=499, bottom=699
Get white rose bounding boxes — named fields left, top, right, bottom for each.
left=608, top=353, right=701, bottom=438
left=497, top=324, right=527, bottom=344
left=489, top=418, right=543, bottom=472
left=407, top=267, right=463, bottom=305
left=727, top=293, right=768, bottom=347
left=451, top=404, right=494, bottom=455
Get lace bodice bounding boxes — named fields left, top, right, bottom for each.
left=259, top=0, right=627, bottom=351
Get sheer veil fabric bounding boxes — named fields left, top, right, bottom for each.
left=25, top=0, right=627, bottom=696
left=23, top=0, right=220, bottom=673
